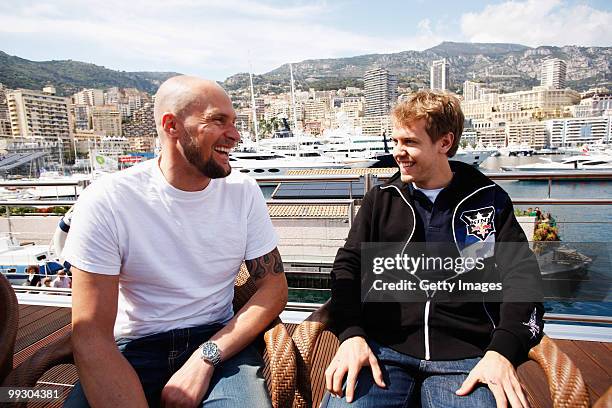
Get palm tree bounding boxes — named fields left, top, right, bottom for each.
left=258, top=119, right=272, bottom=138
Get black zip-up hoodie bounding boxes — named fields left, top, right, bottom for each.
left=331, top=161, right=544, bottom=366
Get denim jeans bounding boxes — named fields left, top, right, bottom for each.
left=320, top=340, right=495, bottom=408
left=64, top=323, right=271, bottom=407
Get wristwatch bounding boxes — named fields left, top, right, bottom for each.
left=199, top=341, right=221, bottom=367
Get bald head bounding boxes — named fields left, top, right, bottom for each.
left=154, top=75, right=229, bottom=139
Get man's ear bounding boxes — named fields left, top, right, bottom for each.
left=161, top=112, right=178, bottom=139
left=439, top=132, right=454, bottom=154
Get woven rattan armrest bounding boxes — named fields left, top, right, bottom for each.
left=233, top=263, right=296, bottom=408
left=293, top=302, right=592, bottom=408
left=291, top=300, right=331, bottom=408
left=528, top=335, right=590, bottom=407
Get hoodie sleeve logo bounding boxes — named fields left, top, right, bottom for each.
left=522, top=308, right=541, bottom=339
left=460, top=206, right=496, bottom=241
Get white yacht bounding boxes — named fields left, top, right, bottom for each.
left=501, top=154, right=612, bottom=171
left=321, top=126, right=495, bottom=167
left=499, top=143, right=536, bottom=157
left=0, top=235, right=63, bottom=285
left=229, top=150, right=345, bottom=175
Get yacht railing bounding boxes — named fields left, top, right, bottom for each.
left=0, top=180, right=86, bottom=187
left=254, top=171, right=612, bottom=199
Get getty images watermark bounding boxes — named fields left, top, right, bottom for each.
left=357, top=241, right=609, bottom=303
left=371, top=253, right=501, bottom=294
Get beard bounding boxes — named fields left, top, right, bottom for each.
left=180, top=131, right=231, bottom=179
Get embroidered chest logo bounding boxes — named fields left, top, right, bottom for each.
left=460, top=206, right=496, bottom=241
left=522, top=308, right=540, bottom=339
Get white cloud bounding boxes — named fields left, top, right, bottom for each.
left=461, top=0, right=612, bottom=47
left=7, top=0, right=608, bottom=80
left=0, top=0, right=442, bottom=79
left=417, top=19, right=432, bottom=35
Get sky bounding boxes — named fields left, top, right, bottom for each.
left=0, top=0, right=610, bottom=81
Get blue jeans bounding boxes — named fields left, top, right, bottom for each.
left=64, top=324, right=271, bottom=407
left=320, top=340, right=495, bottom=408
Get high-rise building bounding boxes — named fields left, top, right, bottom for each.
left=7, top=87, right=71, bottom=143
left=541, top=58, right=567, bottom=90
left=73, top=88, right=104, bottom=106
left=105, top=87, right=121, bottom=105
left=364, top=68, right=398, bottom=117
left=463, top=80, right=482, bottom=101
left=0, top=83, right=11, bottom=137
left=91, top=105, right=122, bottom=137
left=71, top=104, right=91, bottom=131
left=430, top=59, right=449, bottom=91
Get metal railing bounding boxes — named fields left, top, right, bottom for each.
left=283, top=302, right=612, bottom=322
left=254, top=171, right=612, bottom=200
left=0, top=180, right=86, bottom=187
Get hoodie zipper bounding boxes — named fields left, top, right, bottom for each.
left=383, top=176, right=496, bottom=362
left=424, top=298, right=432, bottom=360
left=381, top=183, right=432, bottom=359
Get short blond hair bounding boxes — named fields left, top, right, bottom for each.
left=392, top=90, right=464, bottom=157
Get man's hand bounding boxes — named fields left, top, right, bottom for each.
left=325, top=336, right=385, bottom=403
left=161, top=351, right=214, bottom=408
left=456, top=350, right=530, bottom=408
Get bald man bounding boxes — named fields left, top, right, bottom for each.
left=63, top=76, right=287, bottom=408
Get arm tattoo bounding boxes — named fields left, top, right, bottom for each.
left=245, top=248, right=284, bottom=281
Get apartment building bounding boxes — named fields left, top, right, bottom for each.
left=91, top=105, right=122, bottom=137
left=364, top=68, right=398, bottom=117
left=547, top=116, right=612, bottom=147
left=506, top=122, right=549, bottom=149
left=7, top=87, right=72, bottom=143
left=541, top=58, right=567, bottom=90
left=430, top=59, right=449, bottom=91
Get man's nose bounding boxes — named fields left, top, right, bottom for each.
left=226, top=124, right=240, bottom=142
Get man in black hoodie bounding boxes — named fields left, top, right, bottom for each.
left=322, top=91, right=543, bottom=408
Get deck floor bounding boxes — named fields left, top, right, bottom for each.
left=12, top=305, right=612, bottom=407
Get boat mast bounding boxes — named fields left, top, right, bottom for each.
left=249, top=71, right=259, bottom=147
left=290, top=63, right=299, bottom=156
left=57, top=136, right=64, bottom=175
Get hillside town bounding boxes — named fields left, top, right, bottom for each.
left=0, top=55, right=610, bottom=176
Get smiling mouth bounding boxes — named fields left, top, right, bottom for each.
left=398, top=161, right=415, bottom=169
left=213, top=146, right=232, bottom=155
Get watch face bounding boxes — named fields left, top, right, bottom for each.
left=200, top=341, right=220, bottom=366
left=202, top=342, right=216, bottom=356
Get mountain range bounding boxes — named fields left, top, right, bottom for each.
left=1, top=42, right=610, bottom=97
left=0, top=51, right=179, bottom=96
left=226, top=42, right=611, bottom=94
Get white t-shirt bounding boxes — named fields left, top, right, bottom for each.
left=63, top=159, right=278, bottom=339
left=412, top=183, right=444, bottom=204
